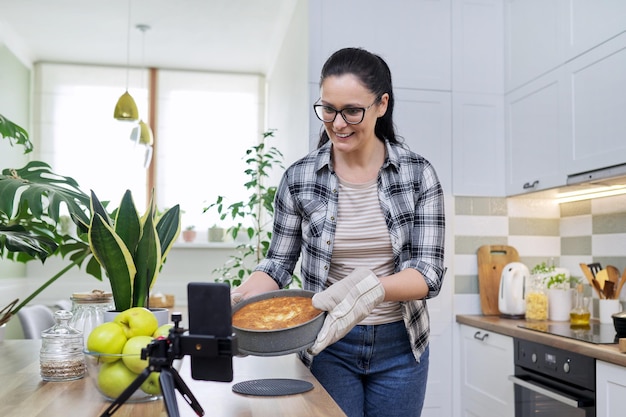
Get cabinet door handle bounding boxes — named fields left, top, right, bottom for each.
left=523, top=180, right=539, bottom=189
left=473, top=331, right=489, bottom=341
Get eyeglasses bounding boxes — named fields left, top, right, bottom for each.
left=313, top=99, right=378, bottom=125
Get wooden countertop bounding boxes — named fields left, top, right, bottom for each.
left=0, top=339, right=346, bottom=417
left=456, top=314, right=626, bottom=367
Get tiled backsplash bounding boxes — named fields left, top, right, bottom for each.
left=453, top=194, right=626, bottom=314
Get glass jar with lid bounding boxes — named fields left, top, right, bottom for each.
left=525, top=274, right=548, bottom=321
left=68, top=290, right=114, bottom=347
left=40, top=310, right=85, bottom=381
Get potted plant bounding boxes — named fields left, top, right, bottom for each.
left=208, top=224, right=225, bottom=242
left=532, top=262, right=577, bottom=321
left=182, top=225, right=197, bottom=242
left=86, top=189, right=181, bottom=313
left=203, top=130, right=300, bottom=288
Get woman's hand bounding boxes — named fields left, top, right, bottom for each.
left=230, top=271, right=279, bottom=306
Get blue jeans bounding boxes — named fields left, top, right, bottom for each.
left=310, top=320, right=429, bottom=417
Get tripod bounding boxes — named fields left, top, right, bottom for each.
left=100, top=313, right=236, bottom=417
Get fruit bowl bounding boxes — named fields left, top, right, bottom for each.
left=84, top=350, right=181, bottom=403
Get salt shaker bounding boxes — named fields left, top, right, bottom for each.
left=69, top=290, right=114, bottom=347
left=40, top=310, right=86, bottom=381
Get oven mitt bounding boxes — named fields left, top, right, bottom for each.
left=308, top=268, right=385, bottom=355
left=230, top=291, right=244, bottom=306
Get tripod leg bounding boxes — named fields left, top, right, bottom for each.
left=160, top=369, right=180, bottom=417
left=169, top=367, right=205, bottom=416
left=101, top=368, right=151, bottom=417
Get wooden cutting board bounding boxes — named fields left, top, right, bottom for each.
left=477, top=244, right=520, bottom=315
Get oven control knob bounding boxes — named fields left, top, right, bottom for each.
left=531, top=353, right=537, bottom=363
left=563, top=359, right=571, bottom=373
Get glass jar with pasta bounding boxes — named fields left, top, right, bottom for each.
left=525, top=274, right=548, bottom=321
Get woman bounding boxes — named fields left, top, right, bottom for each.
left=231, top=47, right=446, bottom=417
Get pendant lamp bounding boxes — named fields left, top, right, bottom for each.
left=130, top=120, right=153, bottom=145
left=113, top=0, right=139, bottom=122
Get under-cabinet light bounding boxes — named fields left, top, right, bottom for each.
left=556, top=185, right=626, bottom=203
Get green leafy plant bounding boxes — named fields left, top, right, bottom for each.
left=1, top=114, right=93, bottom=325
left=532, top=262, right=577, bottom=289
left=203, top=130, right=299, bottom=287
left=87, top=190, right=181, bottom=311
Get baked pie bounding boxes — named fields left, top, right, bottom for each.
left=233, top=296, right=322, bottom=331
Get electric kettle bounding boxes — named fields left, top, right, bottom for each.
left=498, top=262, right=529, bottom=318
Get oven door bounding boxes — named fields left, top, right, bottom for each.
left=509, top=367, right=595, bottom=417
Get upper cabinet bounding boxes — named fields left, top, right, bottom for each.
left=452, top=0, right=506, bottom=196
left=505, top=67, right=569, bottom=195
left=504, top=0, right=626, bottom=195
left=564, top=33, right=626, bottom=175
left=504, top=0, right=567, bottom=92
left=308, top=0, right=451, bottom=91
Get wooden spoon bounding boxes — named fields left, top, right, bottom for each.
left=603, top=280, right=615, bottom=299
left=607, top=265, right=620, bottom=283
left=592, top=278, right=605, bottom=299
left=615, top=267, right=626, bottom=300
left=596, top=269, right=609, bottom=289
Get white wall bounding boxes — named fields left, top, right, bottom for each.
left=266, top=0, right=310, bottom=172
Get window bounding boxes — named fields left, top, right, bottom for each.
left=155, top=70, right=262, bottom=229
left=34, top=63, right=263, bottom=230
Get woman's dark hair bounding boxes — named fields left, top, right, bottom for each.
left=317, top=47, right=398, bottom=148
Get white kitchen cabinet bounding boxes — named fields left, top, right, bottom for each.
left=596, top=360, right=626, bottom=417
left=394, top=89, right=452, bottom=194
left=453, top=93, right=505, bottom=196
left=504, top=0, right=566, bottom=92
left=459, top=324, right=514, bottom=417
left=504, top=67, right=569, bottom=195
left=563, top=32, right=626, bottom=176
left=307, top=0, right=451, bottom=91
left=451, top=0, right=506, bottom=197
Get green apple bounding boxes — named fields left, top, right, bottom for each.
left=140, top=371, right=162, bottom=395
left=122, top=335, right=153, bottom=373
left=153, top=324, right=174, bottom=338
left=87, top=322, right=127, bottom=362
left=97, top=360, right=138, bottom=399
left=113, top=307, right=158, bottom=338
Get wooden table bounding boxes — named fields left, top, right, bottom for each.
left=0, top=340, right=346, bottom=417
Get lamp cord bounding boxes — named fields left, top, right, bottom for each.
left=125, top=0, right=132, bottom=90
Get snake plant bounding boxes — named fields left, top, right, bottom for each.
left=87, top=190, right=181, bottom=311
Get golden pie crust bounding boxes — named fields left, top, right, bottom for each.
left=233, top=296, right=322, bottom=331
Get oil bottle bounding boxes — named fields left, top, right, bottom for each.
left=570, top=283, right=590, bottom=326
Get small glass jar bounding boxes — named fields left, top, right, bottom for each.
left=525, top=274, right=548, bottom=321
left=40, top=310, right=85, bottom=381
left=69, top=290, right=114, bottom=347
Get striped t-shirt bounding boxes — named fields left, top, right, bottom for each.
left=327, top=176, right=403, bottom=325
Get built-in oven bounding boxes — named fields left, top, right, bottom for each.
left=510, top=338, right=596, bottom=417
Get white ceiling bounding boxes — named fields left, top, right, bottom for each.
left=0, top=0, right=298, bottom=74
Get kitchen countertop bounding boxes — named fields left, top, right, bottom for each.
left=0, top=339, right=346, bottom=417
left=456, top=314, right=626, bottom=367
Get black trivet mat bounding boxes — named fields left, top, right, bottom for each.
left=232, top=378, right=313, bottom=396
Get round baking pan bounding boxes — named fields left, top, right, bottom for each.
left=232, top=289, right=325, bottom=356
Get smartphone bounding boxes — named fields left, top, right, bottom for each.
left=187, top=282, right=233, bottom=382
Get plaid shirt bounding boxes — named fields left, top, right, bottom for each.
left=255, top=139, right=446, bottom=362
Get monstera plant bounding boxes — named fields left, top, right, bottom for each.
left=1, top=114, right=94, bottom=325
